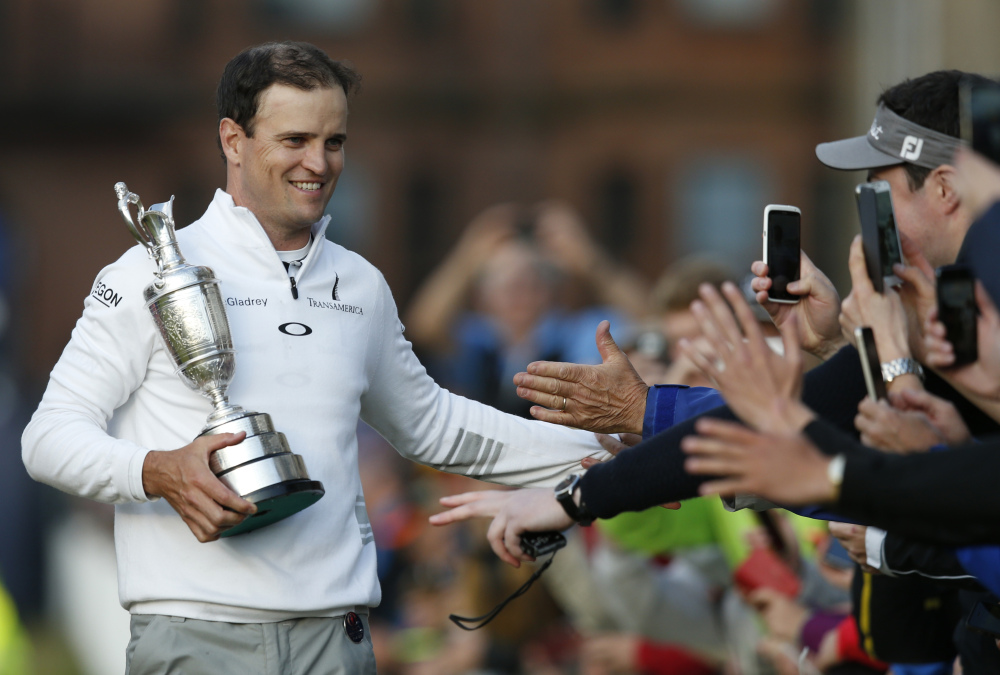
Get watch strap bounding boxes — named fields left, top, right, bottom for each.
left=555, top=474, right=595, bottom=526
left=880, top=357, right=924, bottom=384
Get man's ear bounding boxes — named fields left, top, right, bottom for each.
left=933, top=165, right=961, bottom=215
left=219, top=118, right=245, bottom=165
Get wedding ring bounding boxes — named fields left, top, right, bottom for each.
left=561, top=397, right=567, bottom=411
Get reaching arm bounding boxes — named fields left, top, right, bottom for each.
left=362, top=271, right=612, bottom=489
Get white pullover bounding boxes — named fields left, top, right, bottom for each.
left=22, top=190, right=609, bottom=622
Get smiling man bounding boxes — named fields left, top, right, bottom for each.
left=21, top=42, right=608, bottom=675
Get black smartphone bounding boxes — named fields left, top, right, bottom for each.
left=855, top=181, right=904, bottom=293
left=854, top=326, right=887, bottom=401
left=936, top=264, right=978, bottom=366
left=961, top=79, right=1000, bottom=166
left=762, top=204, right=801, bottom=303
left=966, top=599, right=1000, bottom=639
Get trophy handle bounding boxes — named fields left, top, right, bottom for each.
left=115, top=182, right=150, bottom=243
left=114, top=182, right=182, bottom=278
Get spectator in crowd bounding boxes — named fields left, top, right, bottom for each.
left=404, top=201, right=646, bottom=417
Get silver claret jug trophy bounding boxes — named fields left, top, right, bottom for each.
left=115, top=182, right=324, bottom=537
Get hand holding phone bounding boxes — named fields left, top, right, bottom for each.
left=855, top=326, right=888, bottom=401
left=936, top=265, right=978, bottom=366
left=762, top=205, right=801, bottom=304
left=856, top=181, right=904, bottom=293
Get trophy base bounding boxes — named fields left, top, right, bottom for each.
left=220, top=479, right=326, bottom=538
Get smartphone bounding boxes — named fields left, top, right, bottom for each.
left=855, top=326, right=887, bottom=401
left=762, top=205, right=801, bottom=304
left=936, top=264, right=978, bottom=366
left=966, top=598, right=1000, bottom=639
left=960, top=79, right=1000, bottom=166
left=823, top=536, right=855, bottom=571
left=855, top=181, right=904, bottom=293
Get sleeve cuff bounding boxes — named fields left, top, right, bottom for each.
left=642, top=385, right=680, bottom=440
left=865, top=527, right=888, bottom=572
left=123, top=442, right=156, bottom=503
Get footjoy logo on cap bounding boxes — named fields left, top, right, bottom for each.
left=900, top=135, right=924, bottom=161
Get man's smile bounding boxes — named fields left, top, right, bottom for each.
left=290, top=181, right=323, bottom=192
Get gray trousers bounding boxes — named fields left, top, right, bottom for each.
left=125, top=614, right=376, bottom=675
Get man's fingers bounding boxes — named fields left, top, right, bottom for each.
left=524, top=360, right=585, bottom=382
left=692, top=417, right=759, bottom=444
left=898, top=230, right=936, bottom=280
left=514, top=373, right=567, bottom=398
left=677, top=337, right=718, bottom=382
left=429, top=503, right=491, bottom=526
left=721, top=281, right=767, bottom=351
left=751, top=260, right=768, bottom=277
left=487, top=516, right=520, bottom=567
left=204, top=478, right=257, bottom=516
left=595, top=433, right=626, bottom=455
left=527, top=406, right=574, bottom=426
left=594, top=320, right=624, bottom=364
left=438, top=491, right=490, bottom=507
left=847, top=235, right=875, bottom=294
left=697, top=477, right=746, bottom=497
left=699, top=284, right=745, bottom=348
left=684, top=455, right=742, bottom=478
left=201, top=431, right=248, bottom=453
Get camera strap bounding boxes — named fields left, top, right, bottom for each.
left=448, top=554, right=556, bottom=631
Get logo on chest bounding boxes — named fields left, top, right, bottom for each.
left=226, top=296, right=268, bottom=308
left=306, top=273, right=363, bottom=315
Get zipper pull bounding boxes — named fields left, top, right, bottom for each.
left=289, top=276, right=299, bottom=299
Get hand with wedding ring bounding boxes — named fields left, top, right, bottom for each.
left=513, top=320, right=649, bottom=434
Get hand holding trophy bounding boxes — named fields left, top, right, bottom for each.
left=114, top=182, right=324, bottom=537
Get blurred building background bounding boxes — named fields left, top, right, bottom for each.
left=0, top=0, right=998, bottom=673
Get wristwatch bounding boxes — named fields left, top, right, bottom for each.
left=554, top=474, right=595, bottom=526
left=880, top=357, right=924, bottom=384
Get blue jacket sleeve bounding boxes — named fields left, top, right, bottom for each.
left=642, top=385, right=725, bottom=440
left=955, top=545, right=1000, bottom=597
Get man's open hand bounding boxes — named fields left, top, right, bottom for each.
left=142, top=432, right=257, bottom=542
left=513, top=320, right=648, bottom=434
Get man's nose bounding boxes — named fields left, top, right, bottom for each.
left=301, top=142, right=329, bottom=175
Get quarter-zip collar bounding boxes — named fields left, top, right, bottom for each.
left=203, top=189, right=331, bottom=285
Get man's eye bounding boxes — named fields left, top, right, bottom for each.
left=327, top=139, right=343, bottom=150
left=286, top=137, right=304, bottom=145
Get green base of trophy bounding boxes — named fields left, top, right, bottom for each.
left=220, top=479, right=325, bottom=538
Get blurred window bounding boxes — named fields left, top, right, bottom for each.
left=253, top=0, right=376, bottom=34
left=589, top=0, right=640, bottom=28
left=406, top=0, right=449, bottom=38
left=676, top=0, right=778, bottom=28
left=673, top=156, right=773, bottom=274
left=597, top=167, right=639, bottom=257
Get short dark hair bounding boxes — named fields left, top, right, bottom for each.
left=216, top=41, right=361, bottom=157
left=878, top=70, right=995, bottom=190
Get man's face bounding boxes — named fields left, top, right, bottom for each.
left=869, top=165, right=951, bottom=267
left=228, top=83, right=348, bottom=246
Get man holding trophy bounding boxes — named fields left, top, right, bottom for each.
left=22, top=42, right=609, bottom=674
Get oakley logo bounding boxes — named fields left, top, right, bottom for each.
left=900, top=135, right=924, bottom=161
left=278, top=322, right=313, bottom=336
